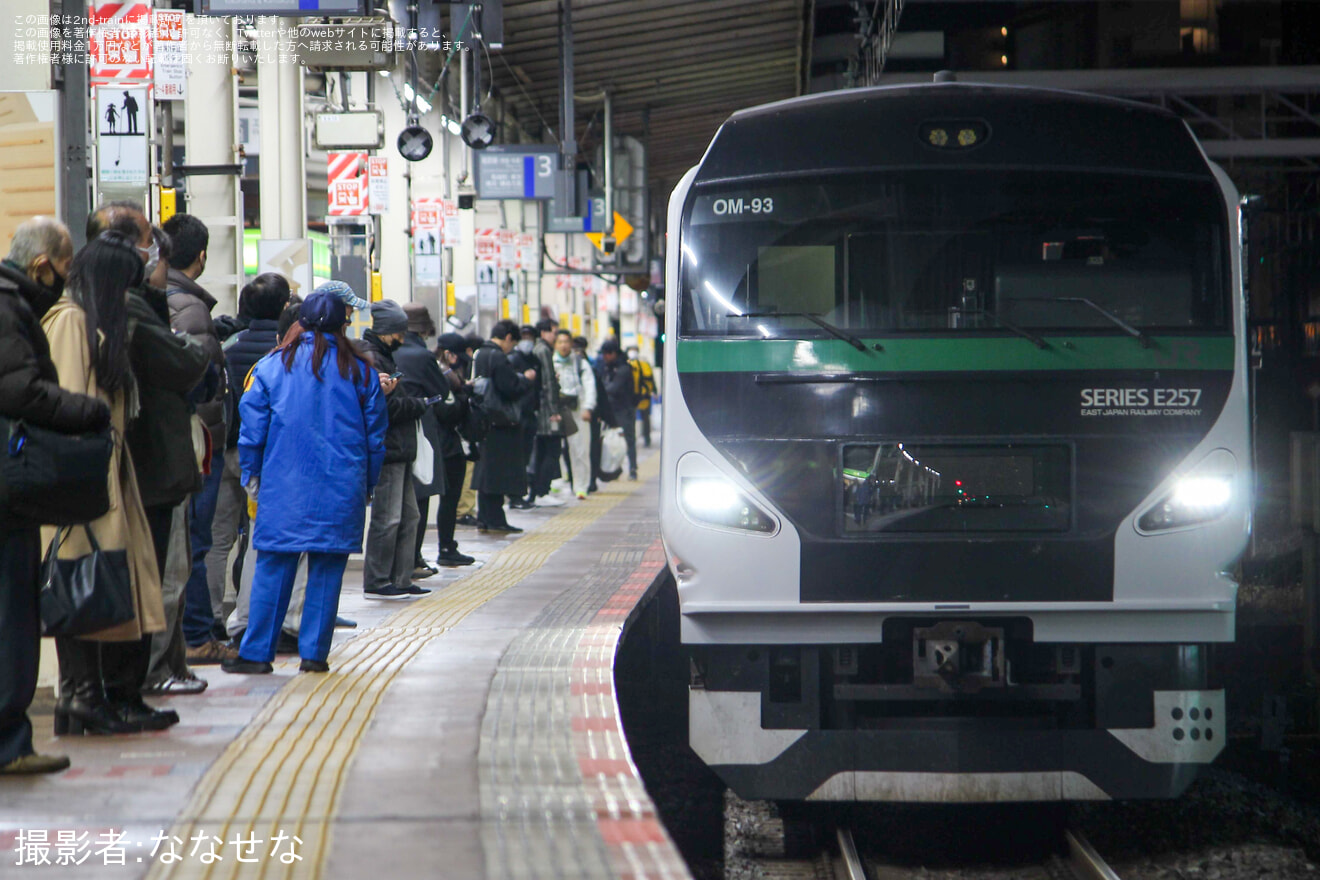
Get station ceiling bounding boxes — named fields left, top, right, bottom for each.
left=485, top=0, right=808, bottom=188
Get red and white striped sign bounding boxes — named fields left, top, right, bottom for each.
left=474, top=228, right=501, bottom=265
left=327, top=151, right=368, bottom=216
left=89, top=1, right=153, bottom=87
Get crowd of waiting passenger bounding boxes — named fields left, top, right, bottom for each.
left=0, top=205, right=657, bottom=775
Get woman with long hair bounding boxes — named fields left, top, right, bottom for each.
left=222, top=287, right=388, bottom=674
left=42, top=231, right=170, bottom=735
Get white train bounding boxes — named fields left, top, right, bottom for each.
left=659, top=81, right=1251, bottom=802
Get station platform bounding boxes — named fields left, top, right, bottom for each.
left=0, top=452, right=691, bottom=880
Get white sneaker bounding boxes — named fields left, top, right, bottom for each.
left=535, top=495, right=566, bottom=507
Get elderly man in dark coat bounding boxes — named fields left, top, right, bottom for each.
left=472, top=320, right=535, bottom=532
left=0, top=218, right=111, bottom=774
left=362, top=300, right=431, bottom=599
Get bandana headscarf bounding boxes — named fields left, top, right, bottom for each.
left=314, top=279, right=368, bottom=311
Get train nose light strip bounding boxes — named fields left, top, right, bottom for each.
left=679, top=477, right=777, bottom=533
left=1138, top=471, right=1233, bottom=532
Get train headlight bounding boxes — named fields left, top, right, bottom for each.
left=1138, top=474, right=1233, bottom=531
left=679, top=477, right=776, bottom=533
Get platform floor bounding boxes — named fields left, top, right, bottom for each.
left=0, top=450, right=689, bottom=879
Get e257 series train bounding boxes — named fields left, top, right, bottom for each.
left=658, top=81, right=1251, bottom=802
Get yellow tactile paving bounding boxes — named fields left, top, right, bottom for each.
left=147, top=455, right=660, bottom=880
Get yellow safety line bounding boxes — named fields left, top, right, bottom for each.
left=147, top=455, right=659, bottom=880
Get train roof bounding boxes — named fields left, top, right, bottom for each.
left=692, top=82, right=1216, bottom=185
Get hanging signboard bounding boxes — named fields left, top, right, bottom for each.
left=367, top=156, right=390, bottom=214
left=413, top=200, right=441, bottom=255
left=474, top=228, right=501, bottom=266
left=516, top=233, right=535, bottom=272
left=473, top=145, right=557, bottom=200
left=96, top=85, right=149, bottom=186
left=497, top=229, right=517, bottom=272
left=89, top=1, right=152, bottom=88
left=327, top=151, right=367, bottom=217
left=152, top=10, right=186, bottom=100
left=441, top=197, right=461, bottom=247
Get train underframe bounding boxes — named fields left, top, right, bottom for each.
left=688, top=617, right=1224, bottom=802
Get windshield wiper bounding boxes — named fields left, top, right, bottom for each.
left=1011, top=297, right=1152, bottom=348
left=731, top=311, right=869, bottom=352
left=979, top=309, right=1050, bottom=350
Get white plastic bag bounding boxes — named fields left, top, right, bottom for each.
left=600, top=426, right=626, bottom=476
left=412, top=421, right=434, bottom=485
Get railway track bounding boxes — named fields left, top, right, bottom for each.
left=736, top=817, right=1122, bottom=880
left=826, top=825, right=1121, bottom=880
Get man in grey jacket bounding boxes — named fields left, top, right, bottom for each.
left=161, top=213, right=230, bottom=660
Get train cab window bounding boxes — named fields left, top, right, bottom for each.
left=680, top=171, right=1228, bottom=338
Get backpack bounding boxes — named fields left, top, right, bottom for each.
left=459, top=391, right=491, bottom=443
left=630, top=359, right=655, bottom=409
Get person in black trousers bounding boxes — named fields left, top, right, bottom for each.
left=472, top=321, right=535, bottom=531
left=0, top=218, right=111, bottom=774
left=598, top=337, right=639, bottom=480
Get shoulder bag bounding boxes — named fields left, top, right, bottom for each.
left=471, top=349, right=522, bottom=429
left=0, top=417, right=113, bottom=527
left=39, top=525, right=135, bottom=637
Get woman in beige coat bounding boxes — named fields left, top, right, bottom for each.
left=41, top=231, right=170, bottom=735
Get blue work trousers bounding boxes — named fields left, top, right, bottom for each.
left=182, top=447, right=224, bottom=646
left=240, top=551, right=349, bottom=664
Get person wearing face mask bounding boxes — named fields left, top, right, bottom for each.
left=0, top=217, right=111, bottom=774
left=472, top=321, right=537, bottom=532
left=361, top=300, right=432, bottom=600
left=84, top=203, right=212, bottom=719
left=395, top=302, right=466, bottom=578
left=121, top=223, right=216, bottom=697
left=161, top=213, right=232, bottom=663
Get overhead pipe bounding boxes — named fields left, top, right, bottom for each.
left=558, top=0, right=577, bottom=214
left=603, top=88, right=614, bottom=238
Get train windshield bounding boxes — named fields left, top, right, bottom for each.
left=679, top=170, right=1228, bottom=338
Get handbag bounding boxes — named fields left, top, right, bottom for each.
left=472, top=349, right=522, bottom=429
left=557, top=404, right=579, bottom=438
left=39, top=525, right=135, bottom=638
left=412, top=420, right=435, bottom=485
left=0, top=417, right=113, bottom=527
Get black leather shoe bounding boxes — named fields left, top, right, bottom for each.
left=508, top=498, right=535, bottom=510
left=221, top=657, right=273, bottom=675
left=335, top=616, right=357, bottom=628
left=437, top=549, right=475, bottom=567
left=456, top=514, right=479, bottom=527
left=55, top=698, right=142, bottom=736
left=477, top=522, right=523, bottom=534
left=113, top=697, right=179, bottom=731
left=276, top=631, right=300, bottom=655
left=299, top=659, right=329, bottom=673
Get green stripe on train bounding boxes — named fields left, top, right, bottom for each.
left=675, top=336, right=1237, bottom=373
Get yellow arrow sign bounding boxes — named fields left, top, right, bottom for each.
left=586, top=212, right=633, bottom=252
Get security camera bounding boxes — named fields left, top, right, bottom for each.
left=602, top=235, right=616, bottom=255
